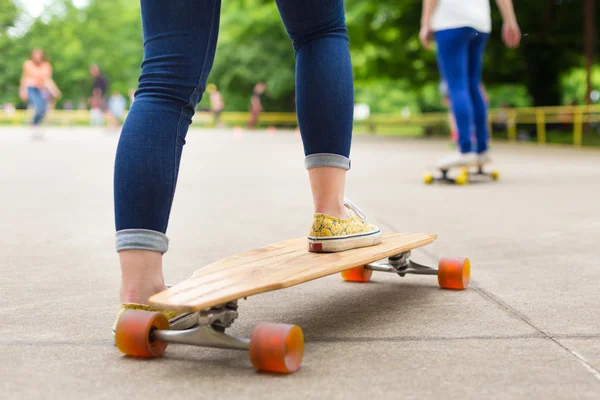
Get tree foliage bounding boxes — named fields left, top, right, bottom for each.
left=0, top=0, right=596, bottom=111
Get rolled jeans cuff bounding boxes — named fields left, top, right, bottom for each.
left=116, top=229, right=169, bottom=254
left=305, top=153, right=351, bottom=170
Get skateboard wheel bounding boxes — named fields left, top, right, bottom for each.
left=423, top=174, right=434, bottom=184
left=341, top=265, right=373, bottom=282
left=115, top=310, right=169, bottom=358
left=437, top=257, right=470, bottom=290
left=491, top=170, right=500, bottom=180
left=455, top=174, right=468, bottom=185
left=249, top=323, right=304, bottom=374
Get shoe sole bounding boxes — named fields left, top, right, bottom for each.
left=307, top=230, right=382, bottom=253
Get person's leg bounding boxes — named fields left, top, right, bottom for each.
left=435, top=28, right=473, bottom=154
left=247, top=108, right=258, bottom=129
left=276, top=0, right=380, bottom=252
left=114, top=0, right=221, bottom=304
left=27, top=87, right=47, bottom=125
left=276, top=0, right=352, bottom=218
left=468, top=31, right=490, bottom=154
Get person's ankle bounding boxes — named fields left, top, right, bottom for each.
left=314, top=204, right=350, bottom=220
left=120, top=281, right=166, bottom=304
left=119, top=249, right=165, bottom=304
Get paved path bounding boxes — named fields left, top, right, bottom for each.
left=1, top=127, right=599, bottom=399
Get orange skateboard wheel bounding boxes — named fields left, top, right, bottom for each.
left=115, top=310, right=169, bottom=358
left=341, top=265, right=373, bottom=282
left=249, top=323, right=304, bottom=374
left=437, top=257, right=470, bottom=290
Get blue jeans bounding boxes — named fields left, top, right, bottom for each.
left=435, top=27, right=489, bottom=154
left=114, top=0, right=353, bottom=253
left=27, top=87, right=47, bottom=125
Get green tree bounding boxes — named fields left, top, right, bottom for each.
left=206, top=0, right=296, bottom=112
left=0, top=0, right=20, bottom=101
left=1, top=0, right=596, bottom=111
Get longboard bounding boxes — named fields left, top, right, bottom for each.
left=149, top=232, right=436, bottom=312
left=424, top=161, right=499, bottom=185
left=116, top=232, right=470, bottom=374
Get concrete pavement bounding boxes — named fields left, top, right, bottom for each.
left=1, top=127, right=599, bottom=399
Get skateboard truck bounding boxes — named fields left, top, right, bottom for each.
left=341, top=251, right=470, bottom=291
left=116, top=301, right=304, bottom=374
left=153, top=301, right=250, bottom=351
left=424, top=165, right=499, bottom=185
left=366, top=251, right=437, bottom=277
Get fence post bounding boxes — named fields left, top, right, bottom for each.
left=573, top=109, right=583, bottom=147
left=535, top=110, right=546, bottom=144
left=507, top=111, right=517, bottom=142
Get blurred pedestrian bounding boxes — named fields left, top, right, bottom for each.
left=441, top=79, right=488, bottom=147
left=89, top=64, right=109, bottom=126
left=63, top=100, right=74, bottom=111
left=420, top=0, right=521, bottom=168
left=439, top=79, right=459, bottom=144
left=89, top=89, right=104, bottom=126
left=206, top=83, right=225, bottom=128
left=247, top=82, right=265, bottom=129
left=20, top=48, right=60, bottom=136
left=128, top=88, right=136, bottom=108
left=108, top=92, right=127, bottom=131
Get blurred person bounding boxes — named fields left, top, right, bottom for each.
left=3, top=103, right=16, bottom=115
left=113, top=0, right=381, bottom=333
left=89, top=88, right=105, bottom=126
left=439, top=79, right=458, bottom=144
left=206, top=83, right=225, bottom=128
left=420, top=0, right=521, bottom=168
left=63, top=100, right=74, bottom=111
left=128, top=88, right=136, bottom=108
left=43, top=88, right=56, bottom=113
left=20, top=49, right=59, bottom=136
left=247, top=82, right=265, bottom=129
left=441, top=79, right=488, bottom=146
left=89, top=64, right=109, bottom=126
left=108, top=92, right=127, bottom=131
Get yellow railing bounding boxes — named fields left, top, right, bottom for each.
left=2, top=105, right=599, bottom=147
left=0, top=109, right=300, bottom=127
left=355, top=105, right=600, bottom=147
left=487, top=105, right=600, bottom=147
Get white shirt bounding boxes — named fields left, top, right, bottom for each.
left=430, top=0, right=492, bottom=33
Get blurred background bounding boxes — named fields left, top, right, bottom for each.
left=0, top=0, right=598, bottom=145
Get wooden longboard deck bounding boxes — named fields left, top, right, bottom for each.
left=149, top=232, right=437, bottom=312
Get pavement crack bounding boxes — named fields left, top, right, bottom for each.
left=307, top=334, right=543, bottom=343
left=474, top=285, right=600, bottom=382
left=372, top=213, right=600, bottom=381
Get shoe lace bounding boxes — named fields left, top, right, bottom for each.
left=344, top=197, right=367, bottom=223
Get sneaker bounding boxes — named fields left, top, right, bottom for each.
left=307, top=198, right=382, bottom=252
left=476, top=151, right=491, bottom=165
left=436, top=152, right=477, bottom=170
left=112, top=303, right=198, bottom=340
